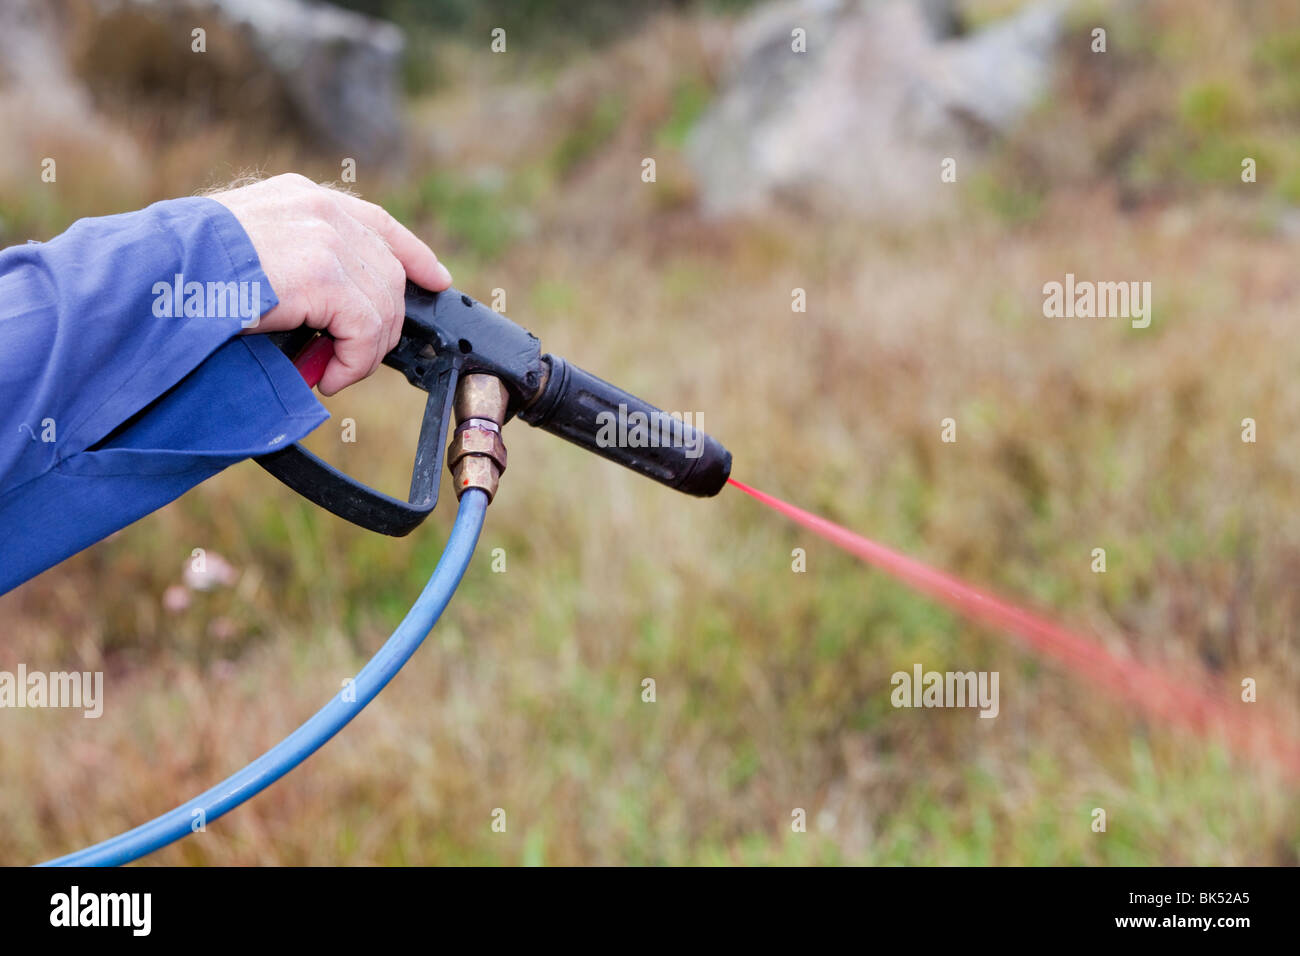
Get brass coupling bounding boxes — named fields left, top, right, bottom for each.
left=448, top=373, right=509, bottom=502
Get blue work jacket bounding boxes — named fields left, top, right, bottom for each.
left=0, top=198, right=328, bottom=594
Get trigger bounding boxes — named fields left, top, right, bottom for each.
left=291, top=335, right=335, bottom=390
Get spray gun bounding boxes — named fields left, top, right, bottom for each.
left=255, top=282, right=732, bottom=528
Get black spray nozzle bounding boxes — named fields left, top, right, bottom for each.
left=392, top=283, right=731, bottom=498
left=258, top=284, right=732, bottom=535
left=518, top=354, right=731, bottom=497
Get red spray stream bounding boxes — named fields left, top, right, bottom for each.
left=727, top=477, right=1300, bottom=778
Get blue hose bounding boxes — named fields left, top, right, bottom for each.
left=41, top=488, right=489, bottom=867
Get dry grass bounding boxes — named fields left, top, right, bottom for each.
left=3, top=1, right=1300, bottom=864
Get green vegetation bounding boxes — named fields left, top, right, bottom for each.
left=656, top=79, right=712, bottom=150
left=550, top=94, right=626, bottom=179
left=3, top=0, right=1300, bottom=866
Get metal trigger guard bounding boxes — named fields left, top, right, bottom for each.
left=255, top=328, right=461, bottom=537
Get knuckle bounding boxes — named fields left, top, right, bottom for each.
left=385, top=258, right=407, bottom=296
left=374, top=204, right=401, bottom=234
left=311, top=250, right=347, bottom=285
left=356, top=196, right=388, bottom=222
left=339, top=339, right=366, bottom=364
left=303, top=219, right=335, bottom=248
left=308, top=189, right=339, bottom=220
left=342, top=297, right=382, bottom=334
left=358, top=220, right=391, bottom=254
left=334, top=336, right=368, bottom=368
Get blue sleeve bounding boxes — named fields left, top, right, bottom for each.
left=0, top=197, right=328, bottom=594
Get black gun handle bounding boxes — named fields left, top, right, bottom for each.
left=254, top=331, right=459, bottom=536
left=517, top=354, right=730, bottom=497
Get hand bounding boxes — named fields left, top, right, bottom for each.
left=209, top=173, right=453, bottom=396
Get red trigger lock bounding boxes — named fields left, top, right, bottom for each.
left=291, top=335, right=335, bottom=391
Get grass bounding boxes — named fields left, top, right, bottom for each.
left=550, top=93, right=626, bottom=179
left=3, top=1, right=1300, bottom=865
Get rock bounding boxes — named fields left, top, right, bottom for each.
left=0, top=0, right=144, bottom=189
left=71, top=0, right=406, bottom=163
left=202, top=0, right=406, bottom=163
left=687, top=0, right=1066, bottom=219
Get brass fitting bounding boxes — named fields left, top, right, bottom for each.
left=448, top=373, right=510, bottom=502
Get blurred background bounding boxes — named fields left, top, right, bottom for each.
left=3, top=0, right=1300, bottom=864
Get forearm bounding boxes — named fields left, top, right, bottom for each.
left=0, top=197, right=276, bottom=495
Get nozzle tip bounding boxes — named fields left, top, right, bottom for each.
left=682, top=437, right=731, bottom=497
